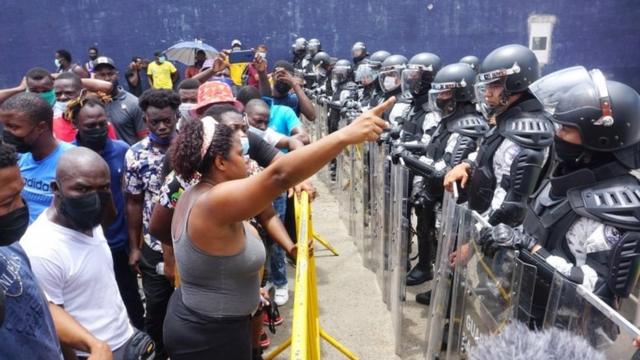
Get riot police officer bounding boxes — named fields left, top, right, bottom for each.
left=312, top=51, right=334, bottom=96
left=458, top=55, right=480, bottom=72
left=444, top=44, right=554, bottom=227
left=308, top=38, right=322, bottom=57
left=356, top=50, right=391, bottom=108
left=326, top=60, right=358, bottom=180
left=395, top=52, right=442, bottom=286
left=378, top=54, right=409, bottom=124
left=292, top=37, right=308, bottom=70
left=405, top=63, right=489, bottom=303
left=480, top=67, right=640, bottom=310
left=351, top=41, right=368, bottom=69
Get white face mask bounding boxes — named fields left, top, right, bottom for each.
left=178, top=103, right=196, bottom=121
left=249, top=126, right=266, bottom=138
left=383, top=76, right=398, bottom=92
left=53, top=101, right=68, bottom=116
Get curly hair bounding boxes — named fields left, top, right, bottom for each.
left=0, top=142, right=18, bottom=170
left=138, top=89, right=181, bottom=111
left=171, top=119, right=235, bottom=181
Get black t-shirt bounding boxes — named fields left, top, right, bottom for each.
left=248, top=131, right=279, bottom=167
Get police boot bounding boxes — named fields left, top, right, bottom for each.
left=406, top=220, right=436, bottom=286
left=415, top=290, right=431, bottom=305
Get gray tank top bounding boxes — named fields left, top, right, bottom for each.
left=174, top=208, right=266, bottom=317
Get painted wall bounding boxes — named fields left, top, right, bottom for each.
left=1, top=0, right=639, bottom=90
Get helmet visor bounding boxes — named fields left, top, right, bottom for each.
left=355, top=63, right=378, bottom=85
left=378, top=68, right=403, bottom=93
left=401, top=67, right=423, bottom=98
left=474, top=77, right=508, bottom=119
left=332, top=65, right=351, bottom=83
left=529, top=66, right=593, bottom=115
left=428, top=88, right=457, bottom=118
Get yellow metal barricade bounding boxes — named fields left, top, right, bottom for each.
left=265, top=192, right=358, bottom=360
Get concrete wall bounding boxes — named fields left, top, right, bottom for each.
left=1, top=0, right=639, bottom=90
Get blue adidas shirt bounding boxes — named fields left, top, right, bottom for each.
left=19, top=142, right=75, bottom=224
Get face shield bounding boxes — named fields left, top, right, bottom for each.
left=331, top=65, right=351, bottom=84
left=314, top=64, right=327, bottom=79
left=428, top=79, right=467, bottom=118
left=352, top=48, right=365, bottom=59
left=474, top=63, right=521, bottom=119
left=378, top=66, right=404, bottom=93
left=401, top=64, right=434, bottom=98
left=355, top=63, right=379, bottom=86
left=529, top=66, right=595, bottom=116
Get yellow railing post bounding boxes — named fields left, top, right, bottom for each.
left=264, top=192, right=359, bottom=360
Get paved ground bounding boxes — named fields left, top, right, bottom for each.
left=265, top=177, right=401, bottom=360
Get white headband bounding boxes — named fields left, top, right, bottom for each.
left=200, top=116, right=218, bottom=160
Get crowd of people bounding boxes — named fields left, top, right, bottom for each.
left=0, top=33, right=638, bottom=360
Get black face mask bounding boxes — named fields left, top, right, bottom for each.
left=59, top=190, right=106, bottom=231
left=554, top=136, right=585, bottom=163
left=274, top=81, right=291, bottom=95
left=0, top=204, right=29, bottom=246
left=78, top=127, right=108, bottom=152
left=3, top=131, right=32, bottom=153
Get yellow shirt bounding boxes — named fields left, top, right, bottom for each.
left=147, top=61, right=177, bottom=89
left=229, top=62, right=249, bottom=86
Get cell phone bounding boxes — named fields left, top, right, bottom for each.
left=228, top=50, right=255, bottom=64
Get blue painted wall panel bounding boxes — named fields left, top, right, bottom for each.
left=1, top=0, right=639, bottom=90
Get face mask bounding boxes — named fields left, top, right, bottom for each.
left=241, top=136, right=250, bottom=155
left=89, top=54, right=98, bottom=61
left=158, top=56, right=166, bottom=63
left=554, top=136, right=585, bottom=163
left=149, top=131, right=175, bottom=145
left=315, top=66, right=327, bottom=79
left=383, top=76, right=398, bottom=92
left=39, top=89, right=57, bottom=107
left=250, top=126, right=266, bottom=138
left=53, top=101, right=68, bottom=116
left=3, top=130, right=33, bottom=153
left=58, top=190, right=105, bottom=231
left=54, top=59, right=61, bottom=68
left=274, top=81, right=291, bottom=95
left=78, top=127, right=108, bottom=152
left=0, top=204, right=29, bottom=246
left=178, top=103, right=196, bottom=122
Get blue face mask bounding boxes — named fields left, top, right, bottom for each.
left=149, top=131, right=175, bottom=145
left=241, top=136, right=250, bottom=155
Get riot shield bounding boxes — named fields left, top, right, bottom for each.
left=351, top=142, right=366, bottom=253
left=380, top=145, right=393, bottom=306
left=423, top=189, right=461, bottom=360
left=543, top=271, right=640, bottom=359
left=372, top=141, right=392, bottom=305
left=443, top=210, right=537, bottom=359
left=366, top=141, right=382, bottom=272
left=315, top=101, right=330, bottom=183
left=336, top=115, right=351, bottom=228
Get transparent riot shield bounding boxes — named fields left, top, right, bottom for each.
left=367, top=142, right=382, bottom=273
left=389, top=163, right=427, bottom=357
left=351, top=143, right=366, bottom=253
left=336, top=115, right=351, bottom=228
left=315, top=101, right=330, bottom=183
left=373, top=142, right=392, bottom=305
left=380, top=145, right=393, bottom=306
left=443, top=210, right=537, bottom=359
left=423, top=189, right=461, bottom=360
left=543, top=271, right=640, bottom=359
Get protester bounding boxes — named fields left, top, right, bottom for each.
left=67, top=95, right=145, bottom=330
left=84, top=46, right=99, bottom=75
left=125, top=89, right=181, bottom=359
left=0, top=67, right=56, bottom=107
left=244, top=99, right=304, bottom=151
left=0, top=93, right=74, bottom=223
left=147, top=52, right=178, bottom=90
left=21, top=147, right=156, bottom=359
left=51, top=72, right=117, bottom=141
left=246, top=44, right=268, bottom=88
left=162, top=48, right=394, bottom=356
left=185, top=49, right=207, bottom=79
left=125, top=56, right=150, bottom=97
left=257, top=59, right=316, bottom=121
left=0, top=142, right=66, bottom=359
left=54, top=49, right=89, bottom=78
left=176, top=78, right=200, bottom=128
left=93, top=56, right=147, bottom=145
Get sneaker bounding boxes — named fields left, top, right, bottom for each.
left=274, top=285, right=289, bottom=306
left=259, top=329, right=270, bottom=349
left=263, top=311, right=284, bottom=326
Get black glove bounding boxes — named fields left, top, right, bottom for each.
left=488, top=201, right=527, bottom=227
left=478, top=224, right=538, bottom=257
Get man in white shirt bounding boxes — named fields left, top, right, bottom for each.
left=21, top=147, right=154, bottom=359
